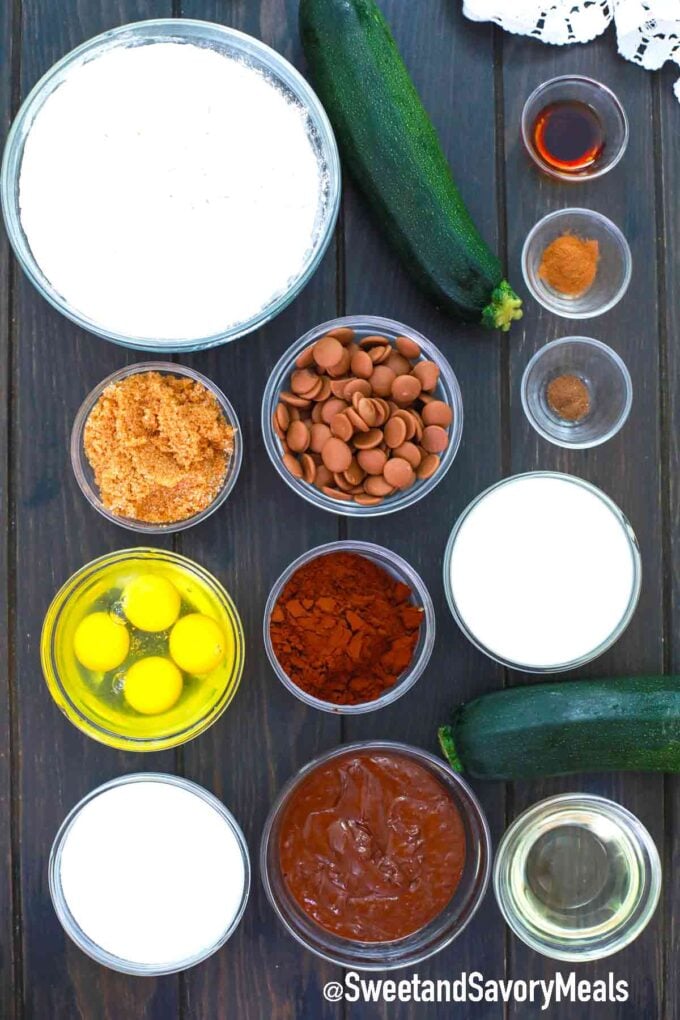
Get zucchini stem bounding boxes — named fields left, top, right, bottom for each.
left=438, top=725, right=463, bottom=772
left=482, top=280, right=523, bottom=332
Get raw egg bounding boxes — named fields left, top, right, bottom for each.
left=73, top=612, right=130, bottom=672
left=122, top=574, right=181, bottom=632
left=169, top=614, right=226, bottom=674
left=124, top=656, right=183, bottom=715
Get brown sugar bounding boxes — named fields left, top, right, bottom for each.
left=539, top=233, right=599, bottom=296
left=546, top=374, right=591, bottom=422
left=83, top=372, right=234, bottom=524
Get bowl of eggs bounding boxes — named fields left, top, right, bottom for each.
left=40, top=548, right=245, bottom=751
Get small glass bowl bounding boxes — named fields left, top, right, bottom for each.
left=261, top=316, right=464, bottom=517
left=261, top=741, right=491, bottom=970
left=1, top=19, right=340, bottom=352
left=71, top=362, right=243, bottom=534
left=443, top=472, right=642, bottom=674
left=263, top=540, right=436, bottom=714
left=494, top=794, right=661, bottom=962
left=49, top=773, right=251, bottom=975
left=521, top=337, right=633, bottom=449
left=522, top=209, right=632, bottom=318
left=40, top=547, right=245, bottom=752
left=521, top=75, right=629, bottom=182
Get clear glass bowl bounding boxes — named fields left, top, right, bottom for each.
left=260, top=741, right=491, bottom=970
left=263, top=540, right=436, bottom=714
left=522, top=209, right=632, bottom=318
left=261, top=316, right=464, bottom=517
left=443, top=472, right=642, bottom=673
left=71, top=362, right=243, bottom=534
left=521, top=337, right=633, bottom=449
left=494, top=794, right=661, bottom=962
left=521, top=75, right=628, bottom=182
left=0, top=19, right=341, bottom=352
left=49, top=773, right=251, bottom=975
left=40, top=548, right=245, bottom=751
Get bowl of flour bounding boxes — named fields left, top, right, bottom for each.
left=1, top=20, right=340, bottom=350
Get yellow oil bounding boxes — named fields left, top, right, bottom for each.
left=43, top=551, right=243, bottom=749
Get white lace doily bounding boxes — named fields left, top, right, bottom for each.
left=463, top=0, right=680, bottom=101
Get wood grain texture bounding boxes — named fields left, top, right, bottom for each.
left=658, top=63, right=680, bottom=1020
left=13, top=3, right=180, bottom=1019
left=501, top=29, right=665, bottom=1020
left=1, top=1, right=677, bottom=1017
left=176, top=3, right=343, bottom=1018
left=341, top=4, right=506, bottom=1017
left=0, top=0, right=17, bottom=1017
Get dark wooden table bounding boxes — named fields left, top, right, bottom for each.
left=1, top=1, right=679, bottom=1017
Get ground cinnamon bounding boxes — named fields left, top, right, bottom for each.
left=539, top=233, right=599, bottom=296
left=546, top=374, right=591, bottom=422
left=269, top=551, right=423, bottom=705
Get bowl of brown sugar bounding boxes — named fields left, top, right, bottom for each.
left=71, top=363, right=242, bottom=533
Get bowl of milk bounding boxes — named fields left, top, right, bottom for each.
left=1, top=20, right=340, bottom=351
left=443, top=472, right=641, bottom=673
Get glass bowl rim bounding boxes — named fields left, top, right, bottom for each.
left=40, top=546, right=246, bottom=751
left=493, top=792, right=662, bottom=962
left=262, top=539, right=436, bottom=714
left=520, top=207, right=633, bottom=319
left=49, top=772, right=251, bottom=975
left=260, top=739, right=492, bottom=970
left=520, top=74, right=629, bottom=183
left=70, top=360, right=243, bottom=534
left=520, top=336, right=634, bottom=449
left=0, top=17, right=341, bottom=352
left=442, top=471, right=642, bottom=673
left=261, top=314, right=464, bottom=517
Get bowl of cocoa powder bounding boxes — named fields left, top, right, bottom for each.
left=263, top=541, right=436, bottom=714
left=71, top=363, right=242, bottom=533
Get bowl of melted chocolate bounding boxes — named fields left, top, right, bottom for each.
left=260, top=741, right=491, bottom=969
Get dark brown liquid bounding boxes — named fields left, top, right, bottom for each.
left=532, top=100, right=605, bottom=173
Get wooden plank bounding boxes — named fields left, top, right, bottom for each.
left=1, top=0, right=18, bottom=1016
left=501, top=30, right=665, bottom=1019
left=657, top=63, right=680, bottom=1020
left=13, top=3, right=181, bottom=1019
left=339, top=2, right=507, bottom=1015
left=175, top=3, right=342, bottom=1018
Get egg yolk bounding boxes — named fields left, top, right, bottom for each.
left=122, top=574, right=181, bottom=632
left=73, top=612, right=130, bottom=672
left=124, top=656, right=183, bottom=715
left=169, top=614, right=226, bottom=674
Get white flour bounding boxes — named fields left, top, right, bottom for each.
left=448, top=475, right=636, bottom=668
left=59, top=780, right=247, bottom=966
left=19, top=42, right=323, bottom=340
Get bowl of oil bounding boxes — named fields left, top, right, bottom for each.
left=41, top=549, right=245, bottom=752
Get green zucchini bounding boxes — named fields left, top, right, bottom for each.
left=438, top=677, right=680, bottom=779
left=299, top=0, right=522, bottom=331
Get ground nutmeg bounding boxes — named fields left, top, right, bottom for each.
left=269, top=551, right=424, bottom=706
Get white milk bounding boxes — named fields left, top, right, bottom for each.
left=447, top=474, right=637, bottom=668
left=58, top=779, right=247, bottom=967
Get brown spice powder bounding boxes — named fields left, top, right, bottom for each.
left=546, top=374, right=591, bottom=422
left=84, top=372, right=234, bottom=524
left=539, top=233, right=600, bottom=296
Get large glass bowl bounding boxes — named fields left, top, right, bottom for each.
left=261, top=741, right=491, bottom=970
left=49, top=773, right=251, bottom=975
left=40, top=548, right=245, bottom=751
left=1, top=19, right=341, bottom=352
left=261, top=316, right=464, bottom=517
